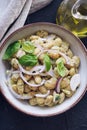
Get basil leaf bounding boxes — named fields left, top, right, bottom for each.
left=57, top=58, right=67, bottom=77
left=55, top=95, right=60, bottom=101
left=44, top=54, right=51, bottom=71
left=22, top=41, right=35, bottom=53
left=18, top=54, right=38, bottom=66
left=3, top=41, right=20, bottom=60
left=53, top=92, right=60, bottom=103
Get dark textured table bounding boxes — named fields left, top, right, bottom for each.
left=0, top=0, right=87, bottom=130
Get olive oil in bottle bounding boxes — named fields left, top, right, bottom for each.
left=56, top=0, right=87, bottom=38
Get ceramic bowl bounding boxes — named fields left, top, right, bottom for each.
left=0, top=23, right=87, bottom=117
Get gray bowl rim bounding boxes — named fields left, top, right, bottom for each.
left=0, top=22, right=87, bottom=117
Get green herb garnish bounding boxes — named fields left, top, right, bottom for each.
left=44, top=54, right=51, bottom=71
left=3, top=41, right=20, bottom=60
left=22, top=41, right=35, bottom=53
left=18, top=54, right=38, bottom=66
left=57, top=58, right=67, bottom=77
left=55, top=95, right=60, bottom=101
left=53, top=92, right=60, bottom=103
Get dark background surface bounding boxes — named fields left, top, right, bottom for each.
left=0, top=0, right=87, bottom=130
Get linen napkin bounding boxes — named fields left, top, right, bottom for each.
left=0, top=0, right=53, bottom=44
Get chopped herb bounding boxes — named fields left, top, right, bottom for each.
left=57, top=58, right=67, bottom=77
left=44, top=54, right=51, bottom=71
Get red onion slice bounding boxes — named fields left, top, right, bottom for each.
left=20, top=72, right=45, bottom=87
left=37, top=48, right=71, bottom=66
left=47, top=67, right=56, bottom=77
left=40, top=68, right=56, bottom=77
left=19, top=64, right=45, bottom=75
left=41, top=34, right=56, bottom=41
left=35, top=90, right=50, bottom=98
left=70, top=74, right=80, bottom=91
left=30, top=65, right=45, bottom=73
left=48, top=49, right=71, bottom=65
left=37, top=49, right=48, bottom=57
left=58, top=51, right=71, bottom=65
left=34, top=42, right=43, bottom=50
left=55, top=77, right=63, bottom=93
left=40, top=38, right=47, bottom=42
left=7, top=78, right=32, bottom=99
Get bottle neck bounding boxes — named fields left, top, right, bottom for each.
left=71, top=0, right=87, bottom=20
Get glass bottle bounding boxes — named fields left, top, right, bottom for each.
left=56, top=0, right=87, bottom=38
